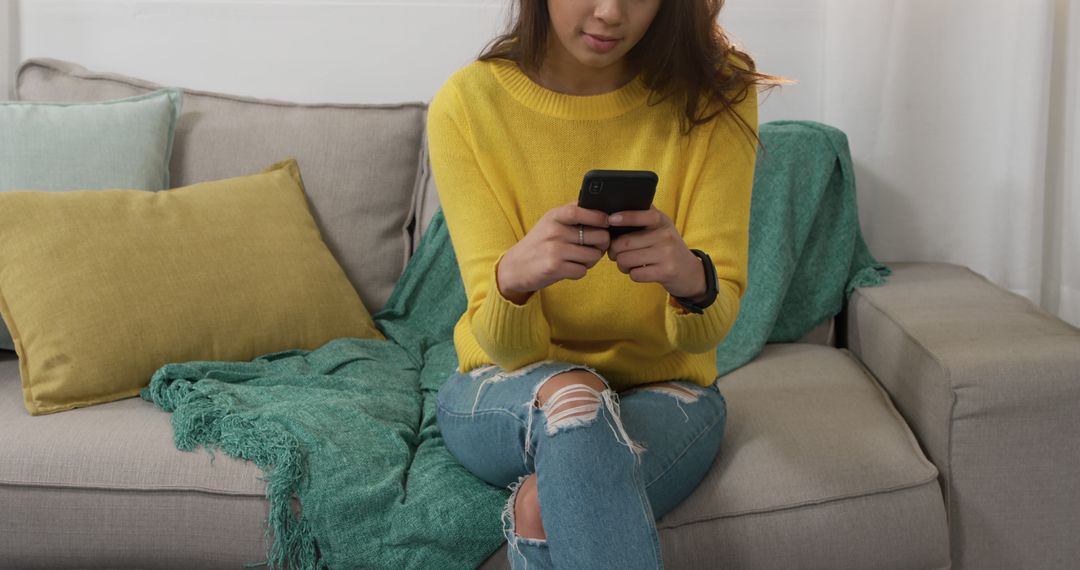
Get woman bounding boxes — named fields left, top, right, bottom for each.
left=429, top=0, right=781, bottom=567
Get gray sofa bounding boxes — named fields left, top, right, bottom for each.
left=2, top=58, right=1078, bottom=570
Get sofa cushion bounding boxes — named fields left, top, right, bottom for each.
left=481, top=343, right=948, bottom=569
left=0, top=344, right=947, bottom=568
left=0, top=352, right=271, bottom=568
left=660, top=343, right=947, bottom=569
left=0, top=353, right=265, bottom=496
left=17, top=57, right=426, bottom=314
left=0, top=159, right=383, bottom=415
left=0, top=88, right=182, bottom=352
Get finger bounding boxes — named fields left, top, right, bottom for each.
left=613, top=249, right=656, bottom=274
left=570, top=199, right=615, bottom=226
left=627, top=264, right=658, bottom=283
left=555, top=202, right=610, bottom=228
left=565, top=225, right=610, bottom=249
left=560, top=242, right=606, bottom=267
left=609, top=227, right=662, bottom=258
left=595, top=229, right=611, bottom=252
left=609, top=205, right=663, bottom=228
left=559, top=259, right=590, bottom=280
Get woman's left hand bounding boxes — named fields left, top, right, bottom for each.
left=606, top=205, right=708, bottom=302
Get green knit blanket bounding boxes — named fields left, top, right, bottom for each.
left=139, top=120, right=889, bottom=569
left=716, top=120, right=892, bottom=375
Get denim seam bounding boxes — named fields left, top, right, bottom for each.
left=436, top=404, right=527, bottom=426
left=629, top=459, right=664, bottom=568
left=644, top=412, right=725, bottom=490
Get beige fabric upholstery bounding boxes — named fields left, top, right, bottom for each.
left=663, top=344, right=940, bottom=524
left=795, top=316, right=834, bottom=346
left=1, top=343, right=947, bottom=568
left=1, top=486, right=270, bottom=569
left=481, top=343, right=948, bottom=569
left=0, top=352, right=272, bottom=567
left=845, top=261, right=1080, bottom=570
left=16, top=58, right=426, bottom=314
left=410, top=115, right=438, bottom=257
left=0, top=357, right=265, bottom=494
left=481, top=483, right=948, bottom=570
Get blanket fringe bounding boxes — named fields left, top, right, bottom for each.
left=160, top=382, right=326, bottom=570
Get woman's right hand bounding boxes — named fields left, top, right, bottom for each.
left=496, top=201, right=612, bottom=304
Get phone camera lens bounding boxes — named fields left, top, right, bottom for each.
left=588, top=180, right=603, bottom=195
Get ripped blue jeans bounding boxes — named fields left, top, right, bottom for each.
left=435, top=359, right=728, bottom=569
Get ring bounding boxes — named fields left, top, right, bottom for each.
left=578, top=224, right=585, bottom=246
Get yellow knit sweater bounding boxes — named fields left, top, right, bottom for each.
left=426, top=57, right=758, bottom=390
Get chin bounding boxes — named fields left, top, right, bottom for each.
left=573, top=49, right=623, bottom=69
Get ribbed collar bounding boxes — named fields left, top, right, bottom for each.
left=488, top=58, right=650, bottom=120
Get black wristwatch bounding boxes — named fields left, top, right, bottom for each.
left=673, top=249, right=719, bottom=314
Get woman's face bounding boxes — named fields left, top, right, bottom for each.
left=546, top=0, right=662, bottom=69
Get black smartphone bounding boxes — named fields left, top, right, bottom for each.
left=576, top=169, right=658, bottom=239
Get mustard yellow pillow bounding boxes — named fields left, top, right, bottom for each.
left=0, top=159, right=384, bottom=415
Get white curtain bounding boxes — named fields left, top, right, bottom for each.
left=725, top=0, right=1079, bottom=328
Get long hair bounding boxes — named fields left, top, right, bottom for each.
left=477, top=0, right=792, bottom=149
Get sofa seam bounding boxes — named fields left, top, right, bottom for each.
left=17, top=58, right=430, bottom=111
left=849, top=281, right=953, bottom=382
left=0, top=478, right=266, bottom=498
left=850, top=278, right=961, bottom=532
left=400, top=112, right=427, bottom=274
left=837, top=346, right=941, bottom=480
left=849, top=277, right=961, bottom=560
left=656, top=470, right=942, bottom=530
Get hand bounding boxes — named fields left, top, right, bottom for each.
left=496, top=201, right=612, bottom=304
left=606, top=205, right=708, bottom=301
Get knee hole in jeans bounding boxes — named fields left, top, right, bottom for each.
left=534, top=370, right=607, bottom=434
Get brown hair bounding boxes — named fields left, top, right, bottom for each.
left=477, top=0, right=793, bottom=149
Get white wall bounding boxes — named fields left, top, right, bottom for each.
left=11, top=0, right=814, bottom=121
left=16, top=0, right=512, bottom=105
left=0, top=0, right=18, bottom=100
left=720, top=0, right=824, bottom=123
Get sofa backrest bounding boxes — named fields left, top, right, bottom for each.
left=16, top=58, right=426, bottom=315
left=410, top=128, right=441, bottom=255
left=15, top=58, right=835, bottom=348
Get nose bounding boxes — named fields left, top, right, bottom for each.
left=593, top=0, right=624, bottom=26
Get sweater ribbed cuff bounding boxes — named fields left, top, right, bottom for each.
left=664, top=281, right=738, bottom=353
left=473, top=252, right=549, bottom=351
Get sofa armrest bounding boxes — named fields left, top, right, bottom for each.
left=843, top=262, right=1080, bottom=570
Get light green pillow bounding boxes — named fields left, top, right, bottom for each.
left=0, top=88, right=183, bottom=351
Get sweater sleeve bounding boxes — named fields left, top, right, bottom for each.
left=426, top=83, right=552, bottom=371
left=664, top=85, right=759, bottom=353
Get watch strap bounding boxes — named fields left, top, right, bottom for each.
left=674, top=249, right=719, bottom=314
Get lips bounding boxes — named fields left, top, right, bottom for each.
left=582, top=32, right=621, bottom=53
